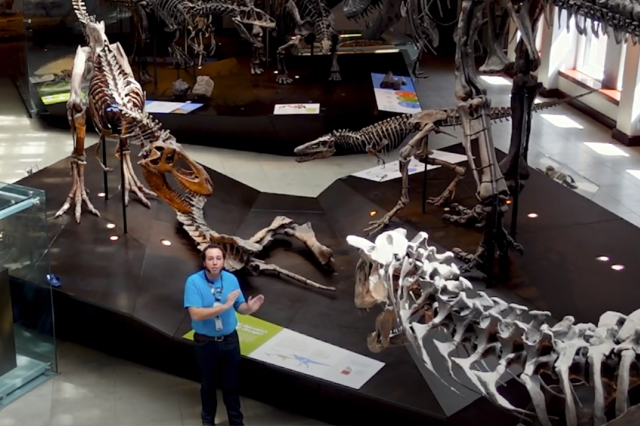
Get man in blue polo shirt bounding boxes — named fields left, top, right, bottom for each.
left=184, top=243, right=265, bottom=426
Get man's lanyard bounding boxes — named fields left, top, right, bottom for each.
left=204, top=271, right=224, bottom=302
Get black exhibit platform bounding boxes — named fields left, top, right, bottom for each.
left=38, top=50, right=416, bottom=156
left=13, top=141, right=640, bottom=425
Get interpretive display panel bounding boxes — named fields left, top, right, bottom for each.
left=351, top=149, right=468, bottom=182
left=370, top=72, right=421, bottom=114
left=184, top=315, right=385, bottom=390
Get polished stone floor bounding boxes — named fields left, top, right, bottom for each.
left=1, top=44, right=640, bottom=425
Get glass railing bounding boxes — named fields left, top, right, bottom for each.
left=0, top=182, right=56, bottom=409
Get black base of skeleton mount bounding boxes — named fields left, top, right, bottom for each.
left=15, top=141, right=640, bottom=425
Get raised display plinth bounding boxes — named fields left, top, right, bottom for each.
left=14, top=141, right=640, bottom=424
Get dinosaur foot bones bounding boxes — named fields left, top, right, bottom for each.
left=55, top=155, right=101, bottom=223
left=116, top=145, right=156, bottom=208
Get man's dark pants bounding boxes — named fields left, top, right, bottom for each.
left=194, top=330, right=243, bottom=426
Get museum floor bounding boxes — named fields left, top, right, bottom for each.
left=2, top=52, right=640, bottom=425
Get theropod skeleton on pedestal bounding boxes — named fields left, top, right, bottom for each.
left=60, top=0, right=337, bottom=292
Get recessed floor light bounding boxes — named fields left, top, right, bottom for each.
left=596, top=256, right=609, bottom=262
left=161, top=239, right=171, bottom=246
left=109, top=235, right=119, bottom=241
left=527, top=213, right=538, bottom=218
left=611, top=264, right=624, bottom=271
left=98, top=192, right=105, bottom=197
left=106, top=223, right=115, bottom=229
left=369, top=210, right=377, bottom=216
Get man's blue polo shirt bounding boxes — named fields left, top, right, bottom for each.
left=183, top=269, right=246, bottom=337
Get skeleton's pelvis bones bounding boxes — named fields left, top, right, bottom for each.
left=347, top=227, right=640, bottom=426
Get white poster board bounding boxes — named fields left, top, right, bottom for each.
left=273, top=103, right=321, bottom=115
left=249, top=328, right=385, bottom=390
left=351, top=150, right=469, bottom=182
left=145, top=100, right=203, bottom=114
left=370, top=73, right=421, bottom=114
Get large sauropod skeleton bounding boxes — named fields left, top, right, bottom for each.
left=347, top=227, right=640, bottom=426
left=293, top=91, right=594, bottom=236
left=60, top=0, right=336, bottom=292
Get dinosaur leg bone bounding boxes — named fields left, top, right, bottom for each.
left=275, top=35, right=302, bottom=84
left=55, top=110, right=101, bottom=223
left=115, top=138, right=155, bottom=208
left=425, top=157, right=467, bottom=206
left=55, top=46, right=100, bottom=223
left=328, top=33, right=341, bottom=81
left=479, top=3, right=512, bottom=74
left=247, top=258, right=335, bottom=291
left=231, top=17, right=264, bottom=75
left=364, top=124, right=435, bottom=236
left=247, top=215, right=334, bottom=268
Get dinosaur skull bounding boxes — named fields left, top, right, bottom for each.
left=236, top=6, right=276, bottom=29
left=293, top=133, right=337, bottom=162
left=138, top=141, right=213, bottom=215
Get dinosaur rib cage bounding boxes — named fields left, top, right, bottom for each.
left=347, top=228, right=640, bottom=426
left=88, top=48, right=146, bottom=134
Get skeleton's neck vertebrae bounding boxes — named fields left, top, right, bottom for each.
left=347, top=228, right=640, bottom=426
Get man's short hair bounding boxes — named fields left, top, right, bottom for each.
left=201, top=243, right=226, bottom=262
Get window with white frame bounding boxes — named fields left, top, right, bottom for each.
left=575, top=33, right=608, bottom=81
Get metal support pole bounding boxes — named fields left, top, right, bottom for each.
left=119, top=145, right=128, bottom=234
left=102, top=136, right=109, bottom=200
left=421, top=158, right=428, bottom=214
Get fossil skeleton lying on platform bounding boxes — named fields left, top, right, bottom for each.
left=347, top=227, right=640, bottom=426
left=60, top=0, right=335, bottom=292
left=137, top=140, right=337, bottom=291
left=294, top=91, right=593, bottom=236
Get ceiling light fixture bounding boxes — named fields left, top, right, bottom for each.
left=106, top=223, right=116, bottom=229
left=611, top=264, right=624, bottom=271
left=527, top=213, right=538, bottom=218
left=109, top=235, right=119, bottom=241
left=596, top=256, right=609, bottom=262
left=161, top=239, right=171, bottom=246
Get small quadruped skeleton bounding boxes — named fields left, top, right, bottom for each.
left=293, top=92, right=592, bottom=235
left=273, top=0, right=341, bottom=84
left=347, top=228, right=640, bottom=426
left=59, top=0, right=336, bottom=292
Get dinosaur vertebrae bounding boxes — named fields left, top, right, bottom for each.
left=347, top=228, right=640, bottom=426
left=326, top=91, right=594, bottom=154
left=548, top=0, right=640, bottom=44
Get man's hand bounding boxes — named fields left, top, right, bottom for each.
left=225, top=289, right=241, bottom=308
left=246, top=294, right=265, bottom=314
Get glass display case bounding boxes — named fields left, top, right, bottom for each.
left=530, top=150, right=600, bottom=200
left=0, top=182, right=56, bottom=409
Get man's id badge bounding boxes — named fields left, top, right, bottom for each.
left=213, top=301, right=223, bottom=331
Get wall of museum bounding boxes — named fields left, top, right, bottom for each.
left=532, top=6, right=640, bottom=145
